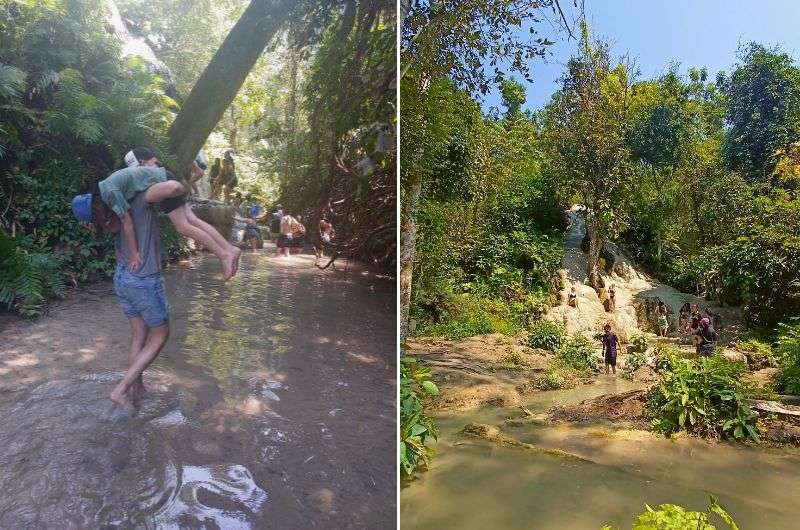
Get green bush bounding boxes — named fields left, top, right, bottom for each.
left=776, top=321, right=800, bottom=395
left=646, top=356, right=759, bottom=441
left=602, top=496, right=739, bottom=530
left=532, top=361, right=583, bottom=390
left=400, top=356, right=440, bottom=478
left=738, top=338, right=777, bottom=369
left=527, top=320, right=566, bottom=350
left=628, top=332, right=649, bottom=355
left=556, top=335, right=597, bottom=372
left=651, top=343, right=682, bottom=372
left=0, top=231, right=65, bottom=316
left=623, top=349, right=649, bottom=379
left=416, top=294, right=518, bottom=339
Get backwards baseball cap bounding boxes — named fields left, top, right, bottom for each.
left=124, top=147, right=157, bottom=168
left=72, top=193, right=93, bottom=223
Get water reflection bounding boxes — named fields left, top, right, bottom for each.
left=152, top=464, right=268, bottom=529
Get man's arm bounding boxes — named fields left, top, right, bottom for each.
left=119, top=213, right=142, bottom=271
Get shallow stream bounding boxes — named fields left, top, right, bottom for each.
left=401, top=378, right=800, bottom=529
left=0, top=249, right=396, bottom=528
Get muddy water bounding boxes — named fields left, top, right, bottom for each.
left=401, top=378, right=800, bottom=530
left=0, top=250, right=396, bottom=529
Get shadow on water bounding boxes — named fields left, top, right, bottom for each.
left=0, top=250, right=396, bottom=528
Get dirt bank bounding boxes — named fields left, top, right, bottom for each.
left=404, top=334, right=555, bottom=411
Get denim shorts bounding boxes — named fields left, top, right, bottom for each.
left=113, top=265, right=170, bottom=327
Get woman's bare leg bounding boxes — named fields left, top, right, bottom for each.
left=168, top=208, right=238, bottom=280
left=144, top=180, right=185, bottom=203
left=184, top=206, right=242, bottom=273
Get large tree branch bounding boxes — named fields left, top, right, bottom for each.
left=166, top=0, right=297, bottom=179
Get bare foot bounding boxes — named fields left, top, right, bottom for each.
left=232, top=246, right=242, bottom=274
left=109, top=389, right=132, bottom=408
left=221, top=251, right=236, bottom=281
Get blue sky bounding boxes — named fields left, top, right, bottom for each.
left=481, top=0, right=800, bottom=113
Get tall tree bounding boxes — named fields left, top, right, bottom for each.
left=166, top=0, right=297, bottom=178
left=400, top=0, right=580, bottom=335
left=724, top=43, right=800, bottom=183
left=543, top=23, right=635, bottom=288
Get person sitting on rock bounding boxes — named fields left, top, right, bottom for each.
left=695, top=317, right=718, bottom=356
left=567, top=286, right=578, bottom=308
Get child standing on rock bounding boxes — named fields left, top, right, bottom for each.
left=601, top=323, right=618, bottom=375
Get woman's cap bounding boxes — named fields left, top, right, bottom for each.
left=701, top=317, right=711, bottom=326
left=124, top=150, right=139, bottom=167
left=125, top=147, right=157, bottom=167
left=71, top=193, right=93, bottom=223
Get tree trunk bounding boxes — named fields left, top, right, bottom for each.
left=586, top=211, right=603, bottom=289
left=399, top=0, right=411, bottom=27
left=166, top=0, right=295, bottom=178
left=285, top=45, right=299, bottom=185
left=400, top=170, right=422, bottom=338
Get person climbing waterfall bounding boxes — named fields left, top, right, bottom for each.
left=601, top=323, right=619, bottom=375
left=605, top=284, right=616, bottom=312
left=695, top=317, right=719, bottom=356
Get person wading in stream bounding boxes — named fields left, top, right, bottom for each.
left=601, top=323, right=619, bottom=375
left=98, top=184, right=172, bottom=408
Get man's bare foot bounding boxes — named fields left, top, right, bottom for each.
left=109, top=389, right=132, bottom=408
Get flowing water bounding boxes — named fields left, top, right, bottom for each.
left=400, top=378, right=800, bottom=529
left=0, top=249, right=396, bottom=529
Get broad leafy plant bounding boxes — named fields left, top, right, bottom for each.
left=400, top=355, right=440, bottom=478
left=646, top=356, right=759, bottom=441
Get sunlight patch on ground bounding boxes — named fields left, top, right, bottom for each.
left=5, top=354, right=39, bottom=367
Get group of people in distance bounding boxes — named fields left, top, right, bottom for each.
left=264, top=205, right=304, bottom=257
left=563, top=283, right=720, bottom=377
left=566, top=283, right=616, bottom=313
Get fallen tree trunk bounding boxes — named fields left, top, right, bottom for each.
left=748, top=399, right=800, bottom=417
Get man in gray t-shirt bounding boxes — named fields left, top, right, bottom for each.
left=109, top=190, right=171, bottom=408
left=115, top=192, right=162, bottom=276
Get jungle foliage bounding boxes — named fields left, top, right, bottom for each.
left=1, top=0, right=395, bottom=316
left=0, top=0, right=182, bottom=315
left=400, top=355, right=439, bottom=479
left=602, top=497, right=740, bottom=530
left=646, top=353, right=759, bottom=442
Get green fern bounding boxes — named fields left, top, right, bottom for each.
left=0, top=63, right=26, bottom=100
left=0, top=231, right=64, bottom=317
